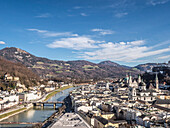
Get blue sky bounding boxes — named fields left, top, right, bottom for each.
left=0, top=0, right=170, bottom=66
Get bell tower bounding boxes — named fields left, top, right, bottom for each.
left=138, top=75, right=141, bottom=84
left=155, top=73, right=159, bottom=91
left=128, top=74, right=132, bottom=87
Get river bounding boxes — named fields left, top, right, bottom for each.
left=0, top=87, right=77, bottom=128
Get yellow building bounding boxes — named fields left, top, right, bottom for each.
left=13, top=77, right=19, bottom=81
left=101, top=112, right=115, bottom=120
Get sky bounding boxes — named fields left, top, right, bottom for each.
left=0, top=0, right=170, bottom=66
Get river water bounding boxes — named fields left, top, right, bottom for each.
left=0, top=87, right=77, bottom=128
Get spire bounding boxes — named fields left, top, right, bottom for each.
left=133, top=80, right=138, bottom=88
left=129, top=74, right=132, bottom=86
left=82, top=86, right=85, bottom=91
left=138, top=75, right=141, bottom=83
left=155, top=73, right=159, bottom=91
left=106, top=83, right=109, bottom=90
left=126, top=74, right=129, bottom=84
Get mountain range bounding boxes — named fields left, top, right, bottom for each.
left=0, top=47, right=139, bottom=82
left=0, top=47, right=167, bottom=82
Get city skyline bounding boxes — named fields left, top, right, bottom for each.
left=0, top=0, right=170, bottom=66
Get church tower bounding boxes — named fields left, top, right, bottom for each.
left=138, top=75, right=142, bottom=84
left=126, top=74, right=129, bottom=84
left=155, top=73, right=159, bottom=91
left=106, top=83, right=109, bottom=90
left=128, top=74, right=132, bottom=87
left=82, top=85, right=85, bottom=91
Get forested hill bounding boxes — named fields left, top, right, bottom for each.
left=0, top=57, right=40, bottom=87
left=0, top=47, right=139, bottom=82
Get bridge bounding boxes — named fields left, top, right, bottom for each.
left=32, top=101, right=64, bottom=108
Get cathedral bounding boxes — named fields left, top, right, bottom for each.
left=128, top=74, right=159, bottom=102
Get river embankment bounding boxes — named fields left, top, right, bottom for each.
left=44, top=86, right=73, bottom=101
left=0, top=86, right=73, bottom=122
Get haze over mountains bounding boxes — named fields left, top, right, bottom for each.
left=0, top=47, right=168, bottom=82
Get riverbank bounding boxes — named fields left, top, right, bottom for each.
left=0, top=103, right=34, bottom=122
left=0, top=107, right=27, bottom=121
left=44, top=86, right=73, bottom=101
left=0, top=86, right=73, bottom=122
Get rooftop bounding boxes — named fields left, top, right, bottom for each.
left=50, top=113, right=91, bottom=128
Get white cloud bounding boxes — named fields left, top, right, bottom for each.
left=157, top=55, right=170, bottom=59
left=27, top=29, right=47, bottom=33
left=80, top=13, right=88, bottom=16
left=47, top=36, right=99, bottom=50
left=28, top=27, right=169, bottom=63
left=152, top=40, right=170, bottom=48
left=91, top=29, right=115, bottom=35
left=147, top=0, right=169, bottom=6
left=0, top=41, right=5, bottom=44
left=115, top=12, right=128, bottom=18
left=27, top=28, right=78, bottom=37
left=127, top=40, right=145, bottom=45
left=80, top=40, right=170, bottom=62
left=35, top=13, right=52, bottom=18
left=44, top=32, right=76, bottom=37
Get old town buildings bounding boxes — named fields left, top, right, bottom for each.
left=70, top=75, right=170, bottom=128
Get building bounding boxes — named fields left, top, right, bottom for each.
left=50, top=113, right=91, bottom=128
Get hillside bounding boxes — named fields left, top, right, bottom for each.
left=98, top=61, right=120, bottom=66
left=99, top=61, right=132, bottom=69
left=0, top=47, right=139, bottom=82
left=135, top=63, right=157, bottom=72
left=0, top=57, right=40, bottom=87
left=135, top=62, right=170, bottom=72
